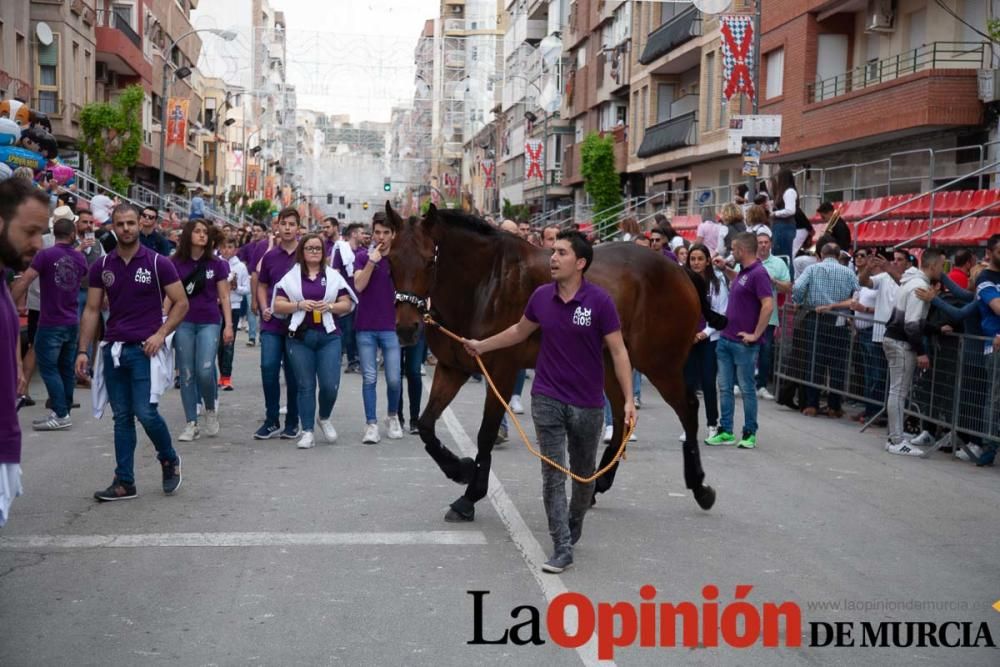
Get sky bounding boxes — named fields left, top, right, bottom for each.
left=192, top=0, right=439, bottom=123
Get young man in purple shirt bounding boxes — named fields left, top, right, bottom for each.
left=11, top=213, right=88, bottom=430
left=0, top=180, right=51, bottom=526
left=708, top=232, right=774, bottom=449
left=331, top=222, right=363, bottom=373
left=253, top=208, right=302, bottom=440
left=463, top=230, right=636, bottom=574
left=240, top=221, right=269, bottom=347
left=353, top=213, right=403, bottom=444
left=77, top=204, right=189, bottom=501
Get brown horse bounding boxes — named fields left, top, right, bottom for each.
left=385, top=203, right=721, bottom=522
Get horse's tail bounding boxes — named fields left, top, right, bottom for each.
left=685, top=267, right=728, bottom=332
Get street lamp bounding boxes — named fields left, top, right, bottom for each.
left=158, top=28, right=238, bottom=201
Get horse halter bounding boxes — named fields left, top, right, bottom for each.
left=393, top=243, right=438, bottom=316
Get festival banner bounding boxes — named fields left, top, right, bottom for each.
left=481, top=159, right=495, bottom=189
left=720, top=16, right=755, bottom=102
left=229, top=149, right=243, bottom=172
left=264, top=175, right=276, bottom=201
left=247, top=165, right=259, bottom=196
left=165, top=98, right=189, bottom=147
left=525, top=139, right=544, bottom=180
left=443, top=172, right=460, bottom=199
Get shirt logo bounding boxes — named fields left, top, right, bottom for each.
left=53, top=256, right=80, bottom=291
left=101, top=270, right=115, bottom=288
left=321, top=277, right=327, bottom=287
left=135, top=267, right=152, bottom=285
left=206, top=269, right=215, bottom=280
left=572, top=306, right=592, bottom=327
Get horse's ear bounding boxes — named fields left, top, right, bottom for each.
left=384, top=200, right=402, bottom=232
left=423, top=203, right=438, bottom=231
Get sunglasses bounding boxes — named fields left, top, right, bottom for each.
left=141, top=213, right=157, bottom=219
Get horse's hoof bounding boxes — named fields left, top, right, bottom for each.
left=693, top=485, right=716, bottom=511
left=444, top=508, right=475, bottom=522
left=445, top=498, right=476, bottom=522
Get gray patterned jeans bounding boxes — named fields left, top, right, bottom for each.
left=531, top=394, right=604, bottom=554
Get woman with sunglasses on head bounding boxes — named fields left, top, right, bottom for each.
left=272, top=234, right=357, bottom=450
left=171, top=220, right=234, bottom=442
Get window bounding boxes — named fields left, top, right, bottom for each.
left=112, top=2, right=135, bottom=29
left=765, top=47, right=784, bottom=99
left=704, top=51, right=715, bottom=131
left=84, top=51, right=91, bottom=103
left=640, top=85, right=648, bottom=136
left=36, top=36, right=60, bottom=116
left=657, top=84, right=675, bottom=123
left=16, top=32, right=26, bottom=81
left=658, top=1, right=693, bottom=29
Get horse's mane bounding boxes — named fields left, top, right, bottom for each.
left=431, top=208, right=500, bottom=237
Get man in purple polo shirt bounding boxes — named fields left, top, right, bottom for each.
left=331, top=222, right=363, bottom=373
left=0, top=179, right=50, bottom=526
left=241, top=221, right=269, bottom=347
left=76, top=204, right=189, bottom=502
left=253, top=207, right=301, bottom=440
left=708, top=232, right=774, bottom=449
left=463, top=230, right=636, bottom=574
left=11, top=213, right=87, bottom=431
left=353, top=212, right=403, bottom=444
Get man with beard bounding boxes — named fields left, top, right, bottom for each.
left=0, top=178, right=51, bottom=526
left=321, top=217, right=340, bottom=258
left=76, top=204, right=189, bottom=501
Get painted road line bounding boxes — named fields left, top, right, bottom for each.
left=438, top=398, right=612, bottom=667
left=0, top=531, right=487, bottom=549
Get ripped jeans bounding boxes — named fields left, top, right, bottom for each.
left=174, top=321, right=221, bottom=423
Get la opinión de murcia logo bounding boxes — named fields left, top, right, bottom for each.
left=468, top=587, right=997, bottom=659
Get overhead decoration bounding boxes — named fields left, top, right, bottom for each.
left=720, top=15, right=755, bottom=102
left=525, top=140, right=544, bottom=180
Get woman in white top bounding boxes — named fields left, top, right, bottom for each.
left=770, top=168, right=799, bottom=268
left=682, top=243, right=729, bottom=440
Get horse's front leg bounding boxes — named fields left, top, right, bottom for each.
left=417, top=362, right=475, bottom=486
left=446, top=366, right=516, bottom=523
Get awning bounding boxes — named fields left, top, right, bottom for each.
left=638, top=7, right=700, bottom=65
left=636, top=111, right=698, bottom=158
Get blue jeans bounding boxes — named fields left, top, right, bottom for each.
left=683, top=338, right=719, bottom=427
left=857, top=328, right=886, bottom=417
left=772, top=221, right=796, bottom=278
left=337, top=311, right=359, bottom=366
left=397, top=331, right=427, bottom=423
left=632, top=369, right=641, bottom=400
left=245, top=296, right=258, bottom=342
left=287, top=330, right=342, bottom=431
left=717, top=337, right=760, bottom=436
left=174, top=321, right=221, bottom=423
left=103, top=344, right=178, bottom=485
left=34, top=325, right=78, bottom=418
left=357, top=330, right=402, bottom=423
left=260, top=331, right=299, bottom=428
left=513, top=368, right=526, bottom=397
left=756, top=325, right=775, bottom=390
left=218, top=309, right=242, bottom=377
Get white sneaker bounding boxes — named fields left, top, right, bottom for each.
left=707, top=425, right=719, bottom=439
left=363, top=423, right=381, bottom=445
left=886, top=441, right=924, bottom=457
left=602, top=425, right=613, bottom=443
left=202, top=410, right=220, bottom=437
left=734, top=385, right=741, bottom=396
left=956, top=444, right=983, bottom=462
left=178, top=421, right=200, bottom=442
left=510, top=395, right=524, bottom=414
left=910, top=430, right=934, bottom=447
left=678, top=432, right=686, bottom=442
left=387, top=416, right=404, bottom=439
left=279, top=404, right=287, bottom=415
left=628, top=429, right=637, bottom=442
left=756, top=387, right=775, bottom=400
left=296, top=431, right=315, bottom=449
left=319, top=419, right=338, bottom=443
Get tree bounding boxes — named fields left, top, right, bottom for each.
left=246, top=199, right=276, bottom=221
left=78, top=84, right=144, bottom=194
left=501, top=198, right=531, bottom=221
left=580, top=132, right=623, bottom=239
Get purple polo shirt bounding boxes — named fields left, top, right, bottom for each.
left=277, top=274, right=350, bottom=331
left=88, top=244, right=180, bottom=342
left=721, top=260, right=772, bottom=343
left=354, top=247, right=396, bottom=332
left=172, top=256, right=230, bottom=325
left=245, top=239, right=271, bottom=275
left=524, top=280, right=621, bottom=409
left=30, top=242, right=87, bottom=327
left=257, top=245, right=299, bottom=334
left=0, top=279, right=21, bottom=463
left=661, top=247, right=679, bottom=263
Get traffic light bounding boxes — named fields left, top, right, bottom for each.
left=326, top=193, right=332, bottom=204
left=339, top=196, right=345, bottom=205
left=363, top=201, right=369, bottom=210
left=383, top=177, right=391, bottom=192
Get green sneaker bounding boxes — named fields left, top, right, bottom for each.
left=737, top=433, right=757, bottom=449
left=705, top=431, right=736, bottom=446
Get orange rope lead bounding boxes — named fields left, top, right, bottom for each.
left=424, top=314, right=635, bottom=483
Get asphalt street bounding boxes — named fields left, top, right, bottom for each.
left=1, top=337, right=998, bottom=666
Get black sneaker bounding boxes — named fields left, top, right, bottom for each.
left=94, top=479, right=138, bottom=502
left=280, top=424, right=301, bottom=439
left=253, top=422, right=281, bottom=440
left=246, top=339, right=256, bottom=347
left=569, top=516, right=583, bottom=546
left=161, top=455, right=182, bottom=494
left=541, top=550, right=573, bottom=574
left=408, top=422, right=420, bottom=435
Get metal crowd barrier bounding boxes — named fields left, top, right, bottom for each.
left=773, top=303, right=999, bottom=459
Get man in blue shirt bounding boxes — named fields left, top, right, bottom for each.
left=976, top=234, right=1000, bottom=466
left=138, top=207, right=173, bottom=256
left=190, top=187, right=206, bottom=219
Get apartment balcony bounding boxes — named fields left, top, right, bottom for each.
left=565, top=0, right=591, bottom=50
left=95, top=9, right=152, bottom=82
left=638, top=7, right=702, bottom=66
left=636, top=111, right=698, bottom=158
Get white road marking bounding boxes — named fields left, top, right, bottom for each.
left=438, top=398, right=613, bottom=667
left=0, top=531, right=487, bottom=549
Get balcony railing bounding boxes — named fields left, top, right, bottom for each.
left=96, top=9, right=142, bottom=49
left=636, top=111, right=698, bottom=158
left=807, top=41, right=987, bottom=103
left=32, top=95, right=65, bottom=118
left=639, top=6, right=702, bottom=65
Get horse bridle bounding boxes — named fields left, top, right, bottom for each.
left=393, top=244, right=439, bottom=318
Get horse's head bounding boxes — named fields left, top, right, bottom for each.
left=385, top=201, right=437, bottom=347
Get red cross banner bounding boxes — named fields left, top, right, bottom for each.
left=482, top=159, right=495, bottom=189
left=166, top=98, right=189, bottom=147
left=525, top=139, right=544, bottom=180
left=444, top=172, right=459, bottom=198
left=720, top=16, right=755, bottom=102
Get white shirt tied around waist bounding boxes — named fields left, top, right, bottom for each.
left=91, top=336, right=175, bottom=419
left=275, top=264, right=358, bottom=334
